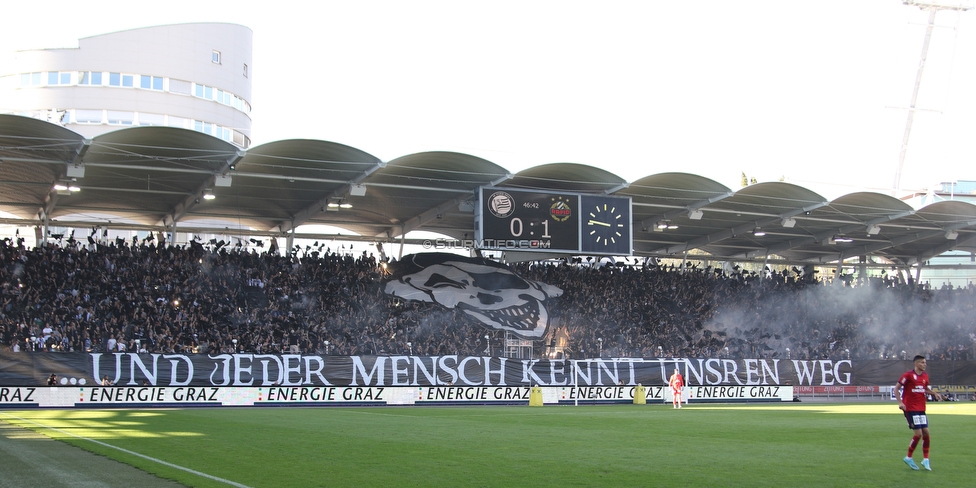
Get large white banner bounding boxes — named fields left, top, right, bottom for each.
left=12, top=352, right=957, bottom=388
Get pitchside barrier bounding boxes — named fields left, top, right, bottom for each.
left=795, top=385, right=888, bottom=400
left=0, top=385, right=795, bottom=409
left=793, top=385, right=976, bottom=401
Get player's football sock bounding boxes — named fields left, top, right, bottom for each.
left=922, top=435, right=930, bottom=458
left=904, top=457, right=919, bottom=470
left=921, top=459, right=930, bottom=471
left=908, top=435, right=921, bottom=457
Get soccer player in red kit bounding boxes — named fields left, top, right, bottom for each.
left=669, top=369, right=684, bottom=409
left=895, top=355, right=942, bottom=471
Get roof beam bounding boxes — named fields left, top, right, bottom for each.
left=741, top=209, right=919, bottom=259
left=275, top=161, right=386, bottom=234
left=637, top=190, right=734, bottom=231
left=813, top=230, right=943, bottom=264
left=38, top=191, right=59, bottom=222
left=275, top=170, right=507, bottom=235
left=371, top=174, right=511, bottom=240
left=68, top=138, right=91, bottom=166
left=911, top=230, right=976, bottom=265
left=661, top=201, right=828, bottom=255
left=34, top=139, right=93, bottom=224
left=377, top=194, right=476, bottom=239
left=82, top=163, right=217, bottom=175
left=489, top=173, right=514, bottom=187
left=157, top=150, right=245, bottom=228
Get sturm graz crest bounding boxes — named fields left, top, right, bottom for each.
left=487, top=191, right=515, bottom=218
left=383, top=253, right=562, bottom=339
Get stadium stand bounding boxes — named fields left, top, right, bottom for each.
left=2, top=239, right=973, bottom=362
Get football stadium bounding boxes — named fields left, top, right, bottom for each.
left=3, top=3, right=976, bottom=487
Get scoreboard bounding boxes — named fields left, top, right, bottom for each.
left=476, top=187, right=632, bottom=255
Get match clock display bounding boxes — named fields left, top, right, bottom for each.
left=580, top=194, right=632, bottom=255
left=477, top=187, right=632, bottom=255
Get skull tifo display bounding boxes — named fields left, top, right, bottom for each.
left=383, top=253, right=562, bottom=339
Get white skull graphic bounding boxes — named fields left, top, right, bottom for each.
left=384, top=254, right=562, bottom=339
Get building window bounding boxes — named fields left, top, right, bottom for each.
left=75, top=109, right=103, bottom=124
left=243, top=63, right=248, bottom=78
left=140, top=75, right=163, bottom=90
left=167, top=116, right=188, bottom=129
left=169, top=78, right=191, bottom=95
left=79, top=71, right=102, bottom=85
left=47, top=71, right=71, bottom=85
left=212, top=50, right=221, bottom=64
left=108, top=73, right=133, bottom=87
left=137, top=113, right=165, bottom=126
left=106, top=110, right=134, bottom=125
left=21, top=72, right=41, bottom=86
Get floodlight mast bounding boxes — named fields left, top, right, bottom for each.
left=892, top=0, right=973, bottom=196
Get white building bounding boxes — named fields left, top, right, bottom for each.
left=0, top=23, right=252, bottom=147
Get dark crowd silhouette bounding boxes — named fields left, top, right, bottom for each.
left=1, top=238, right=974, bottom=362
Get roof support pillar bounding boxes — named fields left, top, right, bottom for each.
left=399, top=226, right=406, bottom=260
left=376, top=242, right=387, bottom=263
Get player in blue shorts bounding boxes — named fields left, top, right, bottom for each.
left=895, top=355, right=942, bottom=471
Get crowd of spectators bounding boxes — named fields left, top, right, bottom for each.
left=520, top=260, right=975, bottom=362
left=1, top=237, right=974, bottom=362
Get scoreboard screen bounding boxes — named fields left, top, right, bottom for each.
left=476, top=187, right=632, bottom=255
left=478, top=188, right=579, bottom=253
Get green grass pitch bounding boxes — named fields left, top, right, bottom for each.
left=3, top=402, right=974, bottom=487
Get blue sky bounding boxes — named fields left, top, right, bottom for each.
left=3, top=0, right=975, bottom=200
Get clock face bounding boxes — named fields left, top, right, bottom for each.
left=581, top=195, right=631, bottom=255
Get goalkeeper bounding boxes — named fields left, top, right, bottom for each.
left=669, top=368, right=684, bottom=409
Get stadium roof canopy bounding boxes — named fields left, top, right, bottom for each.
left=2, top=114, right=975, bottom=267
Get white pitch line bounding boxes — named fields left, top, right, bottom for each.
left=0, top=412, right=251, bottom=488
